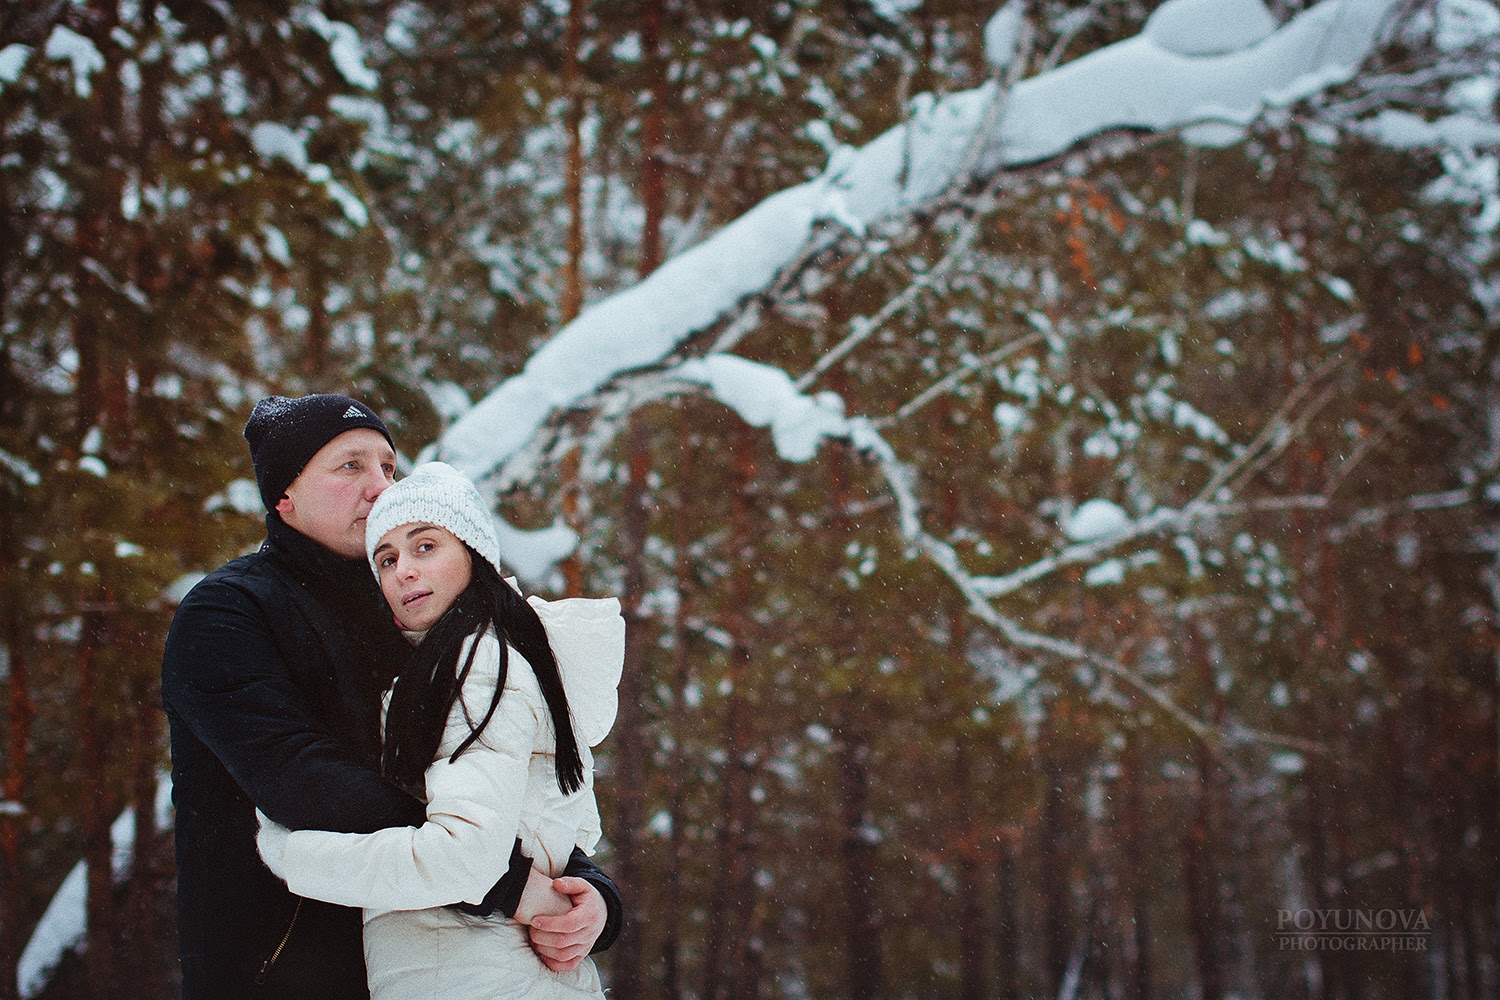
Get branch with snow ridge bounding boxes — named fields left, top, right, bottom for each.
left=431, top=0, right=1407, bottom=494
left=420, top=0, right=1425, bottom=749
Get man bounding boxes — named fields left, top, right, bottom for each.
left=162, top=393, right=620, bottom=999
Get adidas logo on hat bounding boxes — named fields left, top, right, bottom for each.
left=343, top=405, right=363, bottom=418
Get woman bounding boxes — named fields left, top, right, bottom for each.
left=257, top=462, right=624, bottom=999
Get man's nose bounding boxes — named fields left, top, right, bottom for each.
left=365, top=466, right=391, bottom=498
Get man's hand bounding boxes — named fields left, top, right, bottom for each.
left=527, top=877, right=606, bottom=973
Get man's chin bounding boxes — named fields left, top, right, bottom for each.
left=333, top=534, right=368, bottom=561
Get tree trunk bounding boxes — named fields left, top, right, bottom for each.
left=662, top=397, right=695, bottom=1000
left=0, top=273, right=26, bottom=999
left=0, top=526, right=29, bottom=1000
left=611, top=16, right=668, bottom=989
left=1041, top=753, right=1071, bottom=997
left=639, top=0, right=667, bottom=279
left=1185, top=636, right=1227, bottom=1000
left=79, top=602, right=118, bottom=998
left=837, top=699, right=883, bottom=1000
left=557, top=0, right=588, bottom=598
left=931, top=402, right=982, bottom=999
left=1298, top=749, right=1332, bottom=1000
left=1493, top=556, right=1500, bottom=1000
left=74, top=222, right=120, bottom=1000
left=609, top=411, right=650, bottom=1000
left=1183, top=741, right=1224, bottom=1000
left=824, top=420, right=885, bottom=1000
left=1121, top=731, right=1152, bottom=1000
left=957, top=747, right=985, bottom=1000
left=995, top=833, right=1019, bottom=1000
left=703, top=423, right=759, bottom=1000
left=121, top=660, right=168, bottom=999
left=561, top=0, right=586, bottom=325
left=302, top=252, right=330, bottom=379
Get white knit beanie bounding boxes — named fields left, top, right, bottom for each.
left=364, top=462, right=503, bottom=577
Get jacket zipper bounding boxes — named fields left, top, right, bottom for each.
left=255, top=898, right=303, bottom=985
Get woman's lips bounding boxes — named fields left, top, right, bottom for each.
left=402, top=590, right=432, bottom=607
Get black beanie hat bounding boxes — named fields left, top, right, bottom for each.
left=243, top=394, right=395, bottom=510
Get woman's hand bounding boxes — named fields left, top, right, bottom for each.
left=513, top=865, right=573, bottom=925
left=527, top=877, right=606, bottom=972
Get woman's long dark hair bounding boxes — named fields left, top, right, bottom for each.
left=381, top=545, right=585, bottom=796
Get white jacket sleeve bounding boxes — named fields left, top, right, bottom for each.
left=256, top=634, right=539, bottom=911
left=577, top=786, right=603, bottom=856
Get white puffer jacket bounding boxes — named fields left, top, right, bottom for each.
left=257, top=594, right=624, bottom=1000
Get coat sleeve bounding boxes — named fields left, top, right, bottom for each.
left=562, top=847, right=623, bottom=954
left=161, top=576, right=424, bottom=833
left=261, top=634, right=539, bottom=911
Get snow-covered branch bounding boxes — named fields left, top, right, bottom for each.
left=420, top=0, right=1460, bottom=750
left=432, top=0, right=1406, bottom=495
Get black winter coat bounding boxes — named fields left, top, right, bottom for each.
left=163, top=516, right=425, bottom=999
left=162, top=516, right=623, bottom=1000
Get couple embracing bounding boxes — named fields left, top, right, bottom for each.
left=162, top=393, right=625, bottom=999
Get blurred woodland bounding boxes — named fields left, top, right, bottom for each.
left=1, top=1, right=1497, bottom=999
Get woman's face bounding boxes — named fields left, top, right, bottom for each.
left=372, top=522, right=474, bottom=632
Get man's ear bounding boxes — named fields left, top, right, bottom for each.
left=274, top=494, right=294, bottom=516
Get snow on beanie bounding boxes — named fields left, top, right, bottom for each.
left=364, top=462, right=503, bottom=578
left=243, top=394, right=394, bottom=511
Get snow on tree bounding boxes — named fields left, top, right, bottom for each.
left=429, top=0, right=1470, bottom=741
left=7, top=0, right=1500, bottom=996
left=439, top=0, right=1410, bottom=491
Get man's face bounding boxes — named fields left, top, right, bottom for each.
left=275, top=428, right=397, bottom=559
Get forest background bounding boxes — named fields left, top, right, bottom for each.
left=1, top=1, right=1498, bottom=999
